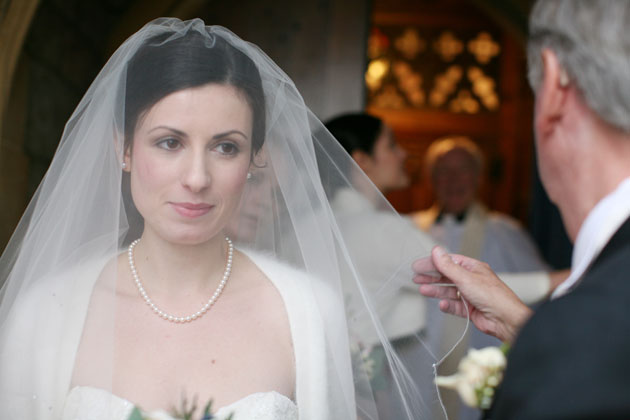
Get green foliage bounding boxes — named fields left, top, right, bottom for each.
left=127, top=396, right=234, bottom=420
left=128, top=407, right=144, bottom=420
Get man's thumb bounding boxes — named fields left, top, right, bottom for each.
left=432, top=246, right=464, bottom=279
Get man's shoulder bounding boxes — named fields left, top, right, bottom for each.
left=523, top=279, right=628, bottom=339
left=492, top=268, right=630, bottom=418
left=517, top=215, right=630, bottom=346
left=585, top=215, right=630, bottom=288
left=521, top=247, right=630, bottom=341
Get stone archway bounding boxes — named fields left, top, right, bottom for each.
left=0, top=0, right=39, bottom=250
left=0, top=0, right=39, bottom=136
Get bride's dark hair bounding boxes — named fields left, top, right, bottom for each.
left=123, top=29, right=266, bottom=156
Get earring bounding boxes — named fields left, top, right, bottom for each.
left=247, top=172, right=252, bottom=180
left=122, top=162, right=127, bottom=169
left=559, top=69, right=570, bottom=87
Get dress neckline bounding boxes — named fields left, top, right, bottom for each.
left=65, top=385, right=297, bottom=417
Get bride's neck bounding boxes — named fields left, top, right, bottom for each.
left=131, top=229, right=228, bottom=295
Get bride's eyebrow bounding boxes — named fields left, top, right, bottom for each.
left=213, top=130, right=249, bottom=140
left=148, top=125, right=186, bottom=137
left=146, top=126, right=248, bottom=140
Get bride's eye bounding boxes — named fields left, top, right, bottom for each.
left=216, top=142, right=239, bottom=156
left=156, top=137, right=181, bottom=150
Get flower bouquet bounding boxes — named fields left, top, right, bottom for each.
left=128, top=397, right=233, bottom=420
left=435, top=344, right=509, bottom=410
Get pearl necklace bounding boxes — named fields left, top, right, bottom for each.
left=127, top=237, right=233, bottom=323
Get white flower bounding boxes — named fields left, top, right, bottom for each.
left=435, top=373, right=478, bottom=407
left=360, top=347, right=376, bottom=380
left=467, top=347, right=506, bottom=369
left=435, top=346, right=507, bottom=409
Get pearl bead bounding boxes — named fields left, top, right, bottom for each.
left=128, top=237, right=233, bottom=323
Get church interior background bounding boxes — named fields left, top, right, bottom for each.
left=0, top=0, right=572, bottom=267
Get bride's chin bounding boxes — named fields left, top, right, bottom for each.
left=156, top=228, right=224, bottom=247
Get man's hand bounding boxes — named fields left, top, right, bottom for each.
left=413, top=246, right=533, bottom=343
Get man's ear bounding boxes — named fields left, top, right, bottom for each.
left=351, top=150, right=373, bottom=173
left=536, top=48, right=570, bottom=136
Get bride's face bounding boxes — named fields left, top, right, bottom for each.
left=124, top=83, right=253, bottom=245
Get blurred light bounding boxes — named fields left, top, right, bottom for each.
left=450, top=89, right=479, bottom=113
left=365, top=58, right=390, bottom=91
left=434, top=31, right=464, bottom=62
left=374, top=85, right=405, bottom=109
left=468, top=32, right=500, bottom=64
left=395, top=28, right=426, bottom=59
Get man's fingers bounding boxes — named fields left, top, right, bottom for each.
left=413, top=273, right=448, bottom=284
left=450, top=253, right=490, bottom=273
left=430, top=246, right=470, bottom=281
left=411, top=255, right=436, bottom=274
left=419, top=284, right=460, bottom=300
left=439, top=298, right=468, bottom=318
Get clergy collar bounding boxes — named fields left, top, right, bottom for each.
left=435, top=208, right=469, bottom=224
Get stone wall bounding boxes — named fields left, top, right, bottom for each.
left=199, top=0, right=369, bottom=121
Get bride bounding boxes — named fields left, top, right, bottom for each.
left=0, top=18, right=434, bottom=419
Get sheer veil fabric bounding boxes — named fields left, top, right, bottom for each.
left=0, top=19, right=438, bottom=419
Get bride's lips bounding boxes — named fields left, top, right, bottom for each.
left=170, top=202, right=213, bottom=218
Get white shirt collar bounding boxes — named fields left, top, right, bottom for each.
left=552, top=177, right=630, bottom=299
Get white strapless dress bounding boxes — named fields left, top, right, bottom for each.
left=62, top=386, right=298, bottom=420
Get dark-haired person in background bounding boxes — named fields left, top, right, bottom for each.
left=324, top=113, right=436, bottom=418
left=324, top=114, right=433, bottom=345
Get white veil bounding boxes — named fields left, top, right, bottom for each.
left=0, top=18, right=439, bottom=419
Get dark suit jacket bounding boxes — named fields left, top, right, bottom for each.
left=485, top=216, right=630, bottom=419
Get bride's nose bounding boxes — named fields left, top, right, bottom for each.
left=181, top=151, right=211, bottom=192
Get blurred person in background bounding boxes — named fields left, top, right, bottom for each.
left=414, top=136, right=565, bottom=298
left=413, top=135, right=567, bottom=419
